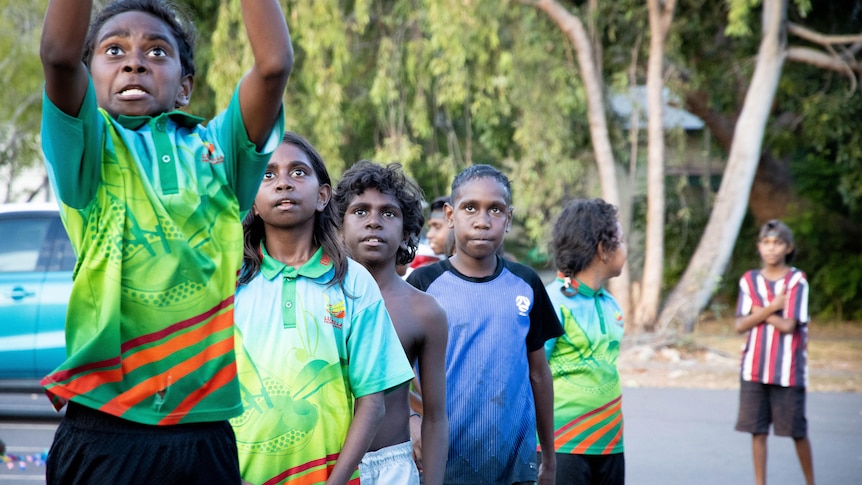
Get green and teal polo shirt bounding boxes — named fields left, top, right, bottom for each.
left=544, top=276, right=626, bottom=455
left=39, top=78, right=284, bottom=425
left=232, top=245, right=414, bottom=484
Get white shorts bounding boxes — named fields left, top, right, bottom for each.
left=359, top=440, right=420, bottom=485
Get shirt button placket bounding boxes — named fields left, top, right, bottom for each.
left=282, top=274, right=297, bottom=328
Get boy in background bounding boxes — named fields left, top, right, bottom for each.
left=408, top=164, right=562, bottom=484
left=426, top=195, right=452, bottom=258
left=39, top=0, right=292, bottom=480
left=335, top=161, right=449, bottom=485
left=734, top=219, right=814, bottom=485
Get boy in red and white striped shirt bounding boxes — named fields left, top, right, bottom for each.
left=734, top=219, right=814, bottom=485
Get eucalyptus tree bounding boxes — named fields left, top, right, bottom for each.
left=658, top=0, right=790, bottom=332
left=520, top=0, right=637, bottom=321
left=0, top=0, right=48, bottom=202
left=208, top=0, right=598, bottom=255
left=659, top=0, right=862, bottom=329
left=633, top=0, right=677, bottom=330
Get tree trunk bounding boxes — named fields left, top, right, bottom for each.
left=529, top=0, right=631, bottom=319
left=657, top=0, right=788, bottom=332
left=684, top=92, right=795, bottom=223
left=633, top=0, right=676, bottom=331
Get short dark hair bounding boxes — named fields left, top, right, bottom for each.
left=450, top=164, right=512, bottom=206
left=551, top=198, right=621, bottom=276
left=83, top=0, right=197, bottom=77
left=430, top=195, right=449, bottom=213
left=334, top=160, right=426, bottom=266
left=758, top=219, right=796, bottom=263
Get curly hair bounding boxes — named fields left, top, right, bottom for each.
left=83, top=0, right=197, bottom=77
left=450, top=164, right=512, bottom=206
left=239, top=132, right=348, bottom=287
left=551, top=198, right=621, bottom=277
left=333, top=160, right=426, bottom=266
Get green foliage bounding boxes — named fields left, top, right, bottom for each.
left=725, top=0, right=762, bottom=37
left=0, top=0, right=47, bottom=198
left=207, top=0, right=253, bottom=110
left=3, top=0, right=858, bottom=318
left=783, top=206, right=862, bottom=320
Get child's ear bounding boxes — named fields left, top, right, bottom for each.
left=175, top=75, right=194, bottom=109
left=444, top=203, right=455, bottom=228
left=316, top=184, right=332, bottom=212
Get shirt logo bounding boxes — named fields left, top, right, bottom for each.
left=324, top=301, right=346, bottom=329
left=201, top=141, right=224, bottom=164
left=516, top=295, right=530, bottom=316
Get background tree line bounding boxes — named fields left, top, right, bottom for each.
left=2, top=0, right=860, bottom=328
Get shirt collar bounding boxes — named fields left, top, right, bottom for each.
left=260, top=243, right=333, bottom=281
left=556, top=271, right=603, bottom=298
left=115, top=110, right=205, bottom=130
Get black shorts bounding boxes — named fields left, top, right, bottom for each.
left=538, top=451, right=625, bottom=485
left=46, top=402, right=240, bottom=484
left=735, top=380, right=808, bottom=438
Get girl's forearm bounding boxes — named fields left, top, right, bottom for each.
left=325, top=392, right=385, bottom=485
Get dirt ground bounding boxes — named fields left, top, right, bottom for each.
left=618, top=318, right=862, bottom=393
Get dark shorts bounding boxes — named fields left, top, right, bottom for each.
left=46, top=402, right=240, bottom=485
left=538, top=451, right=625, bottom=485
left=735, top=380, right=808, bottom=438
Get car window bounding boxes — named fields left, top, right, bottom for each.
left=48, top=219, right=76, bottom=272
left=0, top=217, right=52, bottom=272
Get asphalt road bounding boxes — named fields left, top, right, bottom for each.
left=1, top=388, right=860, bottom=484
left=623, top=387, right=862, bottom=484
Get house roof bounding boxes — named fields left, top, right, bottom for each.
left=609, top=86, right=705, bottom=130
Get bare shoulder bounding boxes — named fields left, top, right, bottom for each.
left=401, top=280, right=446, bottom=320
left=384, top=279, right=447, bottom=328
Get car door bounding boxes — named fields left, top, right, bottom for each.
left=0, top=210, right=72, bottom=379
left=35, top=216, right=75, bottom=376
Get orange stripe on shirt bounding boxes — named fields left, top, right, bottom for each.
left=121, top=296, right=233, bottom=353
left=264, top=464, right=335, bottom=485
left=122, top=310, right=233, bottom=373
left=158, top=356, right=237, bottom=425
left=46, top=366, right=125, bottom=397
left=571, top=413, right=622, bottom=454
left=100, top=335, right=235, bottom=416
left=554, top=396, right=620, bottom=438
left=601, top=423, right=623, bottom=454
left=554, top=401, right=619, bottom=448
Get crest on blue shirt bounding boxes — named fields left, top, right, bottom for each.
left=516, top=295, right=530, bottom=316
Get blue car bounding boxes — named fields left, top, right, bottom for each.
left=0, top=203, right=74, bottom=391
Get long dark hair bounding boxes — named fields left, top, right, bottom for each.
left=238, top=132, right=348, bottom=287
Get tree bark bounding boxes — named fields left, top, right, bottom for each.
left=657, top=0, right=788, bottom=332
left=633, top=0, right=676, bottom=331
left=530, top=0, right=620, bottom=207
left=528, top=0, right=631, bottom=319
